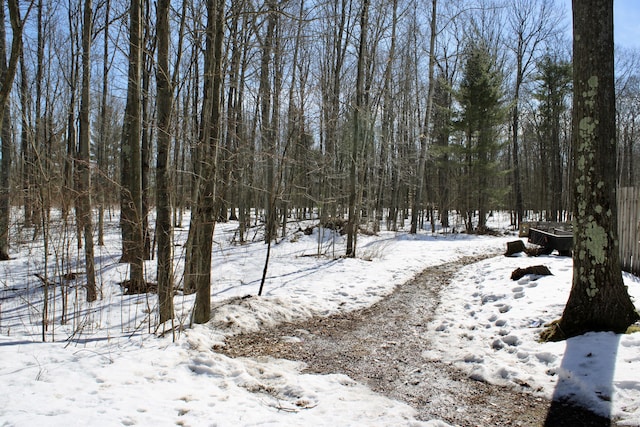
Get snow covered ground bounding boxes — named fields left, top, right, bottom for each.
left=0, top=212, right=638, bottom=426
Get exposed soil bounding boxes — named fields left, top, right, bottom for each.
left=219, top=255, right=615, bottom=427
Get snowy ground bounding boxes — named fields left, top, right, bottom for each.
left=0, top=212, right=638, bottom=426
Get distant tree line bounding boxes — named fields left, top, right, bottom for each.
left=0, top=0, right=640, bottom=323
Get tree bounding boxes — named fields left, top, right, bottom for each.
left=345, top=0, right=369, bottom=257
left=533, top=54, right=571, bottom=221
left=410, top=0, right=437, bottom=235
left=544, top=0, right=638, bottom=340
left=258, top=0, right=278, bottom=244
left=505, top=0, right=559, bottom=227
left=96, top=0, right=112, bottom=246
left=0, top=0, right=28, bottom=260
left=457, top=38, right=504, bottom=232
left=183, top=0, right=225, bottom=324
left=77, top=0, right=96, bottom=301
left=120, top=0, right=146, bottom=292
left=156, top=0, right=174, bottom=323
left=0, top=2, right=11, bottom=260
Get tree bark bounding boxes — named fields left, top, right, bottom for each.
left=552, top=0, right=638, bottom=339
left=0, top=0, right=28, bottom=259
left=97, top=0, right=111, bottom=246
left=77, top=0, right=96, bottom=302
left=156, top=0, right=174, bottom=323
left=120, top=0, right=145, bottom=291
left=184, top=0, right=225, bottom=324
left=0, top=2, right=11, bottom=260
left=346, top=0, right=369, bottom=257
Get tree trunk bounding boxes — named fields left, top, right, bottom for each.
left=156, top=0, right=174, bottom=324
left=120, top=0, right=145, bottom=291
left=0, top=0, right=26, bottom=258
left=551, top=0, right=638, bottom=339
left=259, top=3, right=276, bottom=243
left=375, top=0, right=397, bottom=234
left=410, top=0, right=437, bottom=234
left=19, top=51, right=32, bottom=228
left=346, top=0, right=369, bottom=257
left=77, top=0, right=96, bottom=302
left=141, top=4, right=154, bottom=260
left=184, top=0, right=225, bottom=324
left=97, top=0, right=111, bottom=247
left=0, top=2, right=10, bottom=260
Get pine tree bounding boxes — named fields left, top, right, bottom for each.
left=457, top=39, right=504, bottom=232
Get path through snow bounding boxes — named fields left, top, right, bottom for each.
left=221, top=256, right=615, bottom=426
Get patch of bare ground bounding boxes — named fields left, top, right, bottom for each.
left=219, top=255, right=615, bottom=427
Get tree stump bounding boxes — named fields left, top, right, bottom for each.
left=505, top=240, right=526, bottom=256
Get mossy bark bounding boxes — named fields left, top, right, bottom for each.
left=554, top=0, right=638, bottom=340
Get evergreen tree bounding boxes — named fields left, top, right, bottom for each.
left=457, top=40, right=504, bottom=232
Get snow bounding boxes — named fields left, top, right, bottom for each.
left=426, top=252, right=640, bottom=425
left=0, top=211, right=639, bottom=426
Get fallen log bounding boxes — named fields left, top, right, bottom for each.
left=511, top=265, right=552, bottom=281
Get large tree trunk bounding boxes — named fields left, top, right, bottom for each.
left=551, top=0, right=638, bottom=340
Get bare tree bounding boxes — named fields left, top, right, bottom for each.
left=156, top=0, right=174, bottom=323
left=345, top=0, right=369, bottom=257
left=410, top=0, right=437, bottom=234
left=184, top=0, right=225, bottom=324
left=96, top=0, right=112, bottom=246
left=0, top=2, right=12, bottom=260
left=76, top=0, right=96, bottom=301
left=506, top=0, right=560, bottom=227
left=120, top=0, right=146, bottom=292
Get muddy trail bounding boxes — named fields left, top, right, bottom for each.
left=219, top=256, right=614, bottom=426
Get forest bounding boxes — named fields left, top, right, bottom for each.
left=0, top=0, right=639, bottom=324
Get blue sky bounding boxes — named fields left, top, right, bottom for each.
left=563, top=0, right=640, bottom=49
left=613, top=0, right=640, bottom=48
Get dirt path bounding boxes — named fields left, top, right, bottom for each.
left=219, top=256, right=614, bottom=426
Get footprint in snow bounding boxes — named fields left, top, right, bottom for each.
left=495, top=319, right=507, bottom=327
left=502, top=335, right=521, bottom=346
left=497, top=304, right=511, bottom=313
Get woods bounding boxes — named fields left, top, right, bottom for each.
left=0, top=0, right=638, bottom=330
